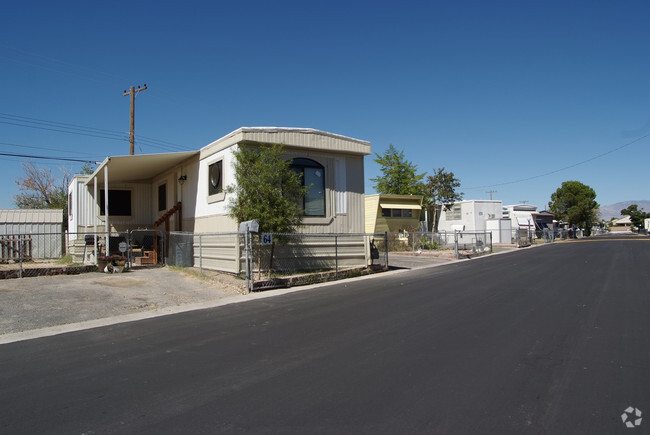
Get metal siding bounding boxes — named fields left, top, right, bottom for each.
left=335, top=157, right=347, bottom=214
left=365, top=195, right=380, bottom=233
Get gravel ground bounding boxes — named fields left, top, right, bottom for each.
left=0, top=267, right=244, bottom=336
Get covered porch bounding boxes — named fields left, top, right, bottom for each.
left=82, top=151, right=199, bottom=264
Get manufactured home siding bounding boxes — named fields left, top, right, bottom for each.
left=200, top=128, right=371, bottom=159
left=96, top=183, right=152, bottom=230
left=364, top=195, right=380, bottom=233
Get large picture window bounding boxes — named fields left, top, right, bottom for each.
left=99, top=189, right=132, bottom=216
left=290, top=158, right=325, bottom=217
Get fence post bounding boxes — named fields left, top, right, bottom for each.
left=384, top=231, right=389, bottom=268
left=244, top=231, right=250, bottom=294
left=19, top=234, right=24, bottom=278
left=126, top=230, right=131, bottom=267
left=335, top=235, right=339, bottom=279
left=199, top=234, right=203, bottom=274
left=454, top=231, right=459, bottom=259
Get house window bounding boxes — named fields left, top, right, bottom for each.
left=158, top=184, right=167, bottom=211
left=446, top=205, right=462, bottom=220
left=99, top=189, right=132, bottom=216
left=208, top=161, right=223, bottom=196
left=290, top=158, right=325, bottom=217
left=382, top=208, right=413, bottom=218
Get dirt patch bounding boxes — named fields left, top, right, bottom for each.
left=0, top=267, right=243, bottom=335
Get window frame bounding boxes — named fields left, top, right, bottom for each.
left=207, top=159, right=225, bottom=203
left=290, top=158, right=326, bottom=218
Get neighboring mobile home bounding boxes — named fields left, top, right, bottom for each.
left=437, top=200, right=503, bottom=232
left=364, top=194, right=423, bottom=234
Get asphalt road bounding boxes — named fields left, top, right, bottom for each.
left=1, top=233, right=649, bottom=434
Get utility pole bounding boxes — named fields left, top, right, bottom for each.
left=123, top=84, right=147, bottom=155
left=486, top=190, right=497, bottom=200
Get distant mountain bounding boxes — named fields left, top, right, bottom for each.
left=599, top=200, right=650, bottom=220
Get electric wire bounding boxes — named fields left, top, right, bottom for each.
left=0, top=152, right=97, bottom=164
left=463, top=132, right=650, bottom=190
left=0, top=112, right=193, bottom=152
left=0, top=141, right=100, bottom=157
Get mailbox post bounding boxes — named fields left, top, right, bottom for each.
left=239, top=220, right=259, bottom=293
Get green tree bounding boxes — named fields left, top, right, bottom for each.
left=548, top=180, right=599, bottom=236
left=226, top=143, right=306, bottom=234
left=620, top=204, right=650, bottom=229
left=370, top=144, right=424, bottom=195
left=422, top=168, right=463, bottom=232
left=14, top=162, right=69, bottom=211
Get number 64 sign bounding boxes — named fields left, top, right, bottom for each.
left=261, top=233, right=273, bottom=245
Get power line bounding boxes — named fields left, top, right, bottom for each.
left=0, top=112, right=193, bottom=152
left=0, top=112, right=126, bottom=136
left=464, top=132, right=650, bottom=190
left=0, top=141, right=101, bottom=157
left=0, top=152, right=98, bottom=164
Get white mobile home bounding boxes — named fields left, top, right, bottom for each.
left=68, top=127, right=371, bottom=272
left=437, top=200, right=503, bottom=232
left=503, top=204, right=538, bottom=231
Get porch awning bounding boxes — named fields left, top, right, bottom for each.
left=379, top=201, right=422, bottom=210
left=85, top=151, right=199, bottom=185
left=517, top=217, right=532, bottom=226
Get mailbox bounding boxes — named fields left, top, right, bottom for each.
left=238, top=219, right=259, bottom=233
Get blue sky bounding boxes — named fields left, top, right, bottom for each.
left=2, top=0, right=649, bottom=213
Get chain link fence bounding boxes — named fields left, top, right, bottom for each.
left=377, top=230, right=494, bottom=259
left=0, top=229, right=169, bottom=279
left=167, top=232, right=388, bottom=293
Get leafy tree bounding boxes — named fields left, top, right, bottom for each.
left=620, top=204, right=650, bottom=229
left=370, top=144, right=424, bottom=195
left=422, top=168, right=463, bottom=232
left=226, top=143, right=307, bottom=233
left=226, top=143, right=308, bottom=276
left=14, top=162, right=69, bottom=211
left=548, top=180, right=599, bottom=236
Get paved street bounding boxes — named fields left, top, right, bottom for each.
left=1, top=233, right=649, bottom=433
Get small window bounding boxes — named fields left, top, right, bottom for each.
left=158, top=184, right=167, bottom=211
left=391, top=209, right=402, bottom=218
left=381, top=208, right=391, bottom=217
left=99, top=190, right=132, bottom=216
left=446, top=205, right=462, bottom=220
left=208, top=161, right=223, bottom=196
left=402, top=209, right=413, bottom=218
